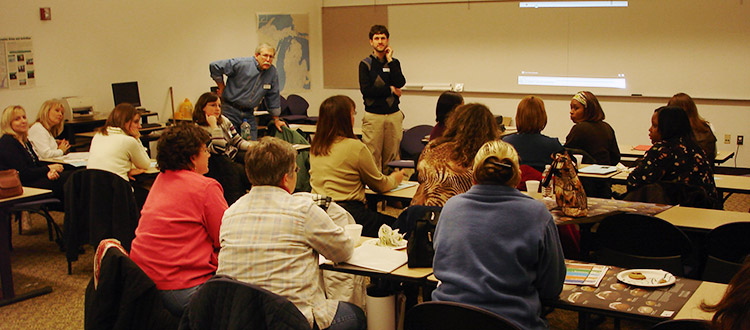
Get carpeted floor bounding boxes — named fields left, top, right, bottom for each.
left=1, top=191, right=747, bottom=329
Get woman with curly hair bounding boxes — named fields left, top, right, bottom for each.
left=411, top=103, right=499, bottom=207
left=130, top=124, right=228, bottom=317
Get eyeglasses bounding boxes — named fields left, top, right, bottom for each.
left=294, top=166, right=300, bottom=173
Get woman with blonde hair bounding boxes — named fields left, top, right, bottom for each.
left=28, top=99, right=70, bottom=158
left=431, top=140, right=565, bottom=329
left=667, top=92, right=717, bottom=162
left=0, top=105, right=66, bottom=199
left=503, top=96, right=564, bottom=173
left=411, top=103, right=499, bottom=207
left=87, top=103, right=150, bottom=182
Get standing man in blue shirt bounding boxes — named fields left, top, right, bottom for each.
left=210, top=43, right=286, bottom=140
left=358, top=25, right=406, bottom=172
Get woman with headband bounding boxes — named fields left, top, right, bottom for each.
left=565, top=91, right=620, bottom=166
left=431, top=140, right=565, bottom=330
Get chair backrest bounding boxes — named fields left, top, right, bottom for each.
left=400, top=125, right=433, bottom=161
left=180, top=275, right=310, bottom=330
left=279, top=95, right=290, bottom=116
left=649, top=319, right=711, bottom=330
left=404, top=301, right=521, bottom=330
left=286, top=94, right=309, bottom=116
left=564, top=147, right=598, bottom=165
left=624, top=181, right=722, bottom=209
left=64, top=169, right=140, bottom=264
left=702, top=222, right=750, bottom=283
left=595, top=212, right=693, bottom=276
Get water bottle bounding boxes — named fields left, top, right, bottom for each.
left=541, top=164, right=553, bottom=198
left=240, top=119, right=252, bottom=141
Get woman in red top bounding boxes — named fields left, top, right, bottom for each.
left=129, top=125, right=228, bottom=317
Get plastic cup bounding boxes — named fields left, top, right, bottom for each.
left=574, top=154, right=584, bottom=168
left=345, top=224, right=363, bottom=245
left=526, top=180, right=542, bottom=199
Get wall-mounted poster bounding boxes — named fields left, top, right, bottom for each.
left=1, top=37, right=35, bottom=89
left=257, top=14, right=310, bottom=92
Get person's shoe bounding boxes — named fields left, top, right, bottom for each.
left=21, top=211, right=32, bottom=233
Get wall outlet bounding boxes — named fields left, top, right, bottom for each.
left=724, top=134, right=731, bottom=144
left=738, top=135, right=744, bottom=145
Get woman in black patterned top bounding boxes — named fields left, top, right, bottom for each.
left=626, top=106, right=719, bottom=203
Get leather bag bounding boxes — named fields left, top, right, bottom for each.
left=406, top=208, right=440, bottom=268
left=0, top=169, right=23, bottom=199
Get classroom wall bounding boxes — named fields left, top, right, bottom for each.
left=2, top=0, right=748, bottom=168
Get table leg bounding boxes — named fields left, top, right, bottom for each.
left=0, top=208, right=15, bottom=300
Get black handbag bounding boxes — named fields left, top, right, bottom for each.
left=406, top=207, right=441, bottom=268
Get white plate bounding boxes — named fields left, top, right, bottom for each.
left=363, top=238, right=407, bottom=250
left=616, top=269, right=675, bottom=287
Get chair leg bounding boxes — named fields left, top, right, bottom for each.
left=68, top=261, right=72, bottom=275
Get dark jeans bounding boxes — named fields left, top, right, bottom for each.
left=337, top=200, right=396, bottom=238
left=313, top=302, right=367, bottom=330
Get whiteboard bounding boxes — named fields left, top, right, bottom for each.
left=387, top=0, right=750, bottom=99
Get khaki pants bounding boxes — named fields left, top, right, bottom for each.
left=362, top=111, right=404, bottom=173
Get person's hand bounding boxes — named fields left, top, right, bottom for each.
left=390, top=169, right=405, bottom=184
left=48, top=164, right=64, bottom=173
left=274, top=118, right=287, bottom=131
left=58, top=139, right=71, bottom=154
left=128, top=168, right=147, bottom=181
left=385, top=47, right=394, bottom=62
left=47, top=169, right=60, bottom=180
left=391, top=86, right=402, bottom=98
left=206, top=114, right=218, bottom=128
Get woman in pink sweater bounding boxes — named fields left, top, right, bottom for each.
left=129, top=125, right=228, bottom=317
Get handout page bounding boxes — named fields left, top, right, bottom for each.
left=320, top=243, right=408, bottom=273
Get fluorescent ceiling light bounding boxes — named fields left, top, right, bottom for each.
left=520, top=1, right=628, bottom=8
left=518, top=75, right=627, bottom=89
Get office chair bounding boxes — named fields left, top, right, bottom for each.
left=404, top=301, right=522, bottom=330
left=64, top=169, right=140, bottom=274
left=649, top=319, right=710, bottom=330
left=179, top=275, right=311, bottom=330
left=624, top=181, right=723, bottom=210
left=702, top=222, right=750, bottom=283
left=281, top=94, right=317, bottom=124
left=9, top=198, right=63, bottom=249
left=595, top=212, right=693, bottom=276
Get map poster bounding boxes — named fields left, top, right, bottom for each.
left=257, top=14, right=310, bottom=92
left=2, top=37, right=35, bottom=89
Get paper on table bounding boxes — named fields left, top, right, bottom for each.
left=366, top=181, right=417, bottom=193
left=579, top=165, right=618, bottom=174
left=320, top=243, right=408, bottom=273
left=63, top=152, right=89, bottom=160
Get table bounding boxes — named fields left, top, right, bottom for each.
left=0, top=187, right=54, bottom=306
left=287, top=124, right=363, bottom=137
left=319, top=236, right=433, bottom=283
left=75, top=124, right=166, bottom=150
left=365, top=181, right=419, bottom=210
left=655, top=206, right=750, bottom=232
left=619, top=145, right=734, bottom=165
left=41, top=156, right=160, bottom=175
left=548, top=263, right=723, bottom=327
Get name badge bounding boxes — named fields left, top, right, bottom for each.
left=263, top=84, right=271, bottom=90
left=382, top=67, right=390, bottom=73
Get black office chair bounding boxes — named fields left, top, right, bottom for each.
left=389, top=125, right=433, bottom=172
left=624, top=181, right=723, bottom=210
left=649, top=319, right=711, bottom=330
left=702, top=222, right=750, bottom=283
left=564, top=147, right=599, bottom=165
left=64, top=169, right=140, bottom=274
left=405, top=301, right=521, bottom=330
left=179, top=275, right=311, bottom=330
left=9, top=198, right=63, bottom=249
left=595, top=213, right=693, bottom=276
left=281, top=94, right=317, bottom=124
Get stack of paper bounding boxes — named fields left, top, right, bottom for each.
left=565, top=263, right=608, bottom=287
left=579, top=165, right=617, bottom=175
left=320, top=243, right=408, bottom=273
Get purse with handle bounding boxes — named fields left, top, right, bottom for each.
left=405, top=206, right=442, bottom=268
left=546, top=153, right=588, bottom=217
left=0, top=169, right=24, bottom=199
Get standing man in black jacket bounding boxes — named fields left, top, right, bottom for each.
left=358, top=25, right=406, bottom=172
